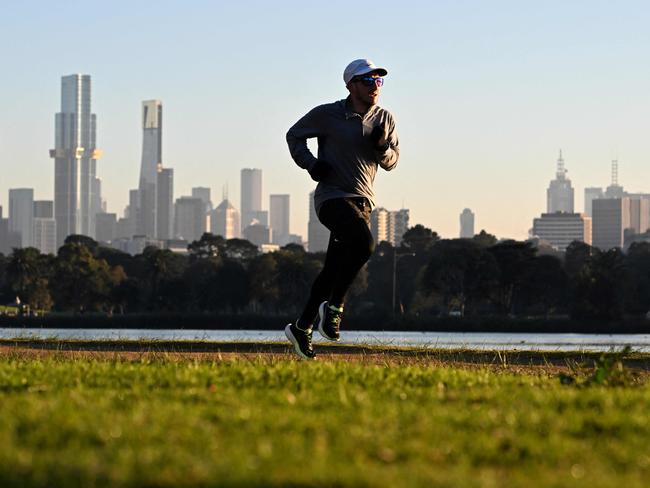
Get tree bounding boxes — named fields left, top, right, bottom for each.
left=64, top=235, right=99, bottom=255
left=518, top=254, right=567, bottom=316
left=52, top=242, right=117, bottom=312
left=188, top=233, right=226, bottom=262
left=247, top=253, right=279, bottom=312
left=569, top=248, right=628, bottom=320
left=401, top=225, right=439, bottom=257
left=487, top=240, right=536, bottom=315
left=138, top=246, right=188, bottom=311
left=6, top=247, right=53, bottom=310
left=224, top=238, right=259, bottom=263
left=274, top=246, right=324, bottom=314
left=625, top=242, right=650, bottom=315
left=421, top=239, right=497, bottom=316
left=472, top=230, right=498, bottom=247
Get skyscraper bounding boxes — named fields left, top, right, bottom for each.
left=50, top=74, right=101, bottom=246
left=156, top=168, right=174, bottom=240
left=592, top=198, right=630, bottom=250
left=307, top=191, right=329, bottom=252
left=270, top=194, right=290, bottom=245
left=192, top=187, right=213, bottom=213
left=211, top=198, right=240, bottom=239
left=9, top=188, right=34, bottom=248
left=371, top=207, right=410, bottom=246
left=174, top=197, right=205, bottom=243
left=392, top=209, right=410, bottom=246
left=137, top=100, right=162, bottom=238
left=241, top=168, right=263, bottom=230
left=370, top=207, right=390, bottom=244
left=584, top=187, right=604, bottom=217
left=546, top=151, right=574, bottom=213
left=460, top=208, right=475, bottom=238
left=33, top=200, right=57, bottom=254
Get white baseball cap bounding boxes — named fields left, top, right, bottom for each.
left=343, top=59, right=388, bottom=85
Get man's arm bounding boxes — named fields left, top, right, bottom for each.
left=376, top=116, right=399, bottom=171
left=286, top=106, right=324, bottom=171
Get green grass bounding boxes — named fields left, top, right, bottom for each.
left=0, top=351, right=649, bottom=487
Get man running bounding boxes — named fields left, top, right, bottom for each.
left=285, top=58, right=400, bottom=359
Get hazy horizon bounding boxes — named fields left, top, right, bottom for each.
left=2, top=0, right=649, bottom=241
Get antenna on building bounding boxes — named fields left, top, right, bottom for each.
left=223, top=183, right=229, bottom=202
left=611, top=160, right=619, bottom=186
left=556, top=149, right=567, bottom=179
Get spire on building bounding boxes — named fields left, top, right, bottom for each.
left=555, top=149, right=567, bottom=180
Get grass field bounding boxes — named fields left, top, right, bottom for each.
left=0, top=346, right=649, bottom=487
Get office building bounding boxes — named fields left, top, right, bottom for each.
left=9, top=188, right=34, bottom=248
left=174, top=197, right=205, bottom=243
left=50, top=74, right=102, bottom=245
left=307, top=191, right=329, bottom=252
left=532, top=213, right=591, bottom=252
left=592, top=198, right=631, bottom=250
left=192, top=187, right=213, bottom=213
left=33, top=200, right=56, bottom=254
left=96, top=213, right=117, bottom=243
left=584, top=187, right=604, bottom=218
left=136, top=100, right=163, bottom=238
left=211, top=198, right=240, bottom=239
left=370, top=207, right=410, bottom=246
left=156, top=168, right=174, bottom=240
left=243, top=223, right=271, bottom=247
left=0, top=206, right=21, bottom=255
left=546, top=151, right=574, bottom=213
left=370, top=207, right=390, bottom=244
left=460, top=208, right=475, bottom=238
left=241, top=168, right=263, bottom=230
left=270, top=194, right=290, bottom=245
left=392, top=209, right=410, bottom=246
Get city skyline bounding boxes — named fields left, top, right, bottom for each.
left=2, top=2, right=650, bottom=240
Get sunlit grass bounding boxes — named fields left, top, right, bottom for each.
left=0, top=350, right=649, bottom=487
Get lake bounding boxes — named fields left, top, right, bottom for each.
left=1, top=328, right=649, bottom=352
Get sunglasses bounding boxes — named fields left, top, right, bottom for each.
left=353, top=76, right=384, bottom=87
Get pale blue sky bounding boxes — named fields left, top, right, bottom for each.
left=1, top=0, right=649, bottom=239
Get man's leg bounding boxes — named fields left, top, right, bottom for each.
left=297, top=227, right=346, bottom=328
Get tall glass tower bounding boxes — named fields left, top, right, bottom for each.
left=50, top=74, right=102, bottom=246
left=138, top=100, right=163, bottom=238
left=240, top=168, right=263, bottom=231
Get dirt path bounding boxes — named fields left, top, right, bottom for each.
left=2, top=339, right=650, bottom=375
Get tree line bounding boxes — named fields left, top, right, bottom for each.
left=1, top=226, right=649, bottom=321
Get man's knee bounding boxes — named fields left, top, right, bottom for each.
left=355, top=232, right=375, bottom=262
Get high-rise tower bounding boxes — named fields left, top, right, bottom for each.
left=270, top=194, right=290, bottom=245
left=546, top=150, right=574, bottom=213
left=50, top=74, right=102, bottom=246
left=137, top=100, right=163, bottom=238
left=460, top=208, right=475, bottom=238
left=241, top=168, right=264, bottom=230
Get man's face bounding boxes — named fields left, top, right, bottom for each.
left=348, top=72, right=383, bottom=106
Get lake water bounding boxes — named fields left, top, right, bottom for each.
left=1, top=328, right=650, bottom=352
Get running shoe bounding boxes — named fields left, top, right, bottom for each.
left=317, top=301, right=343, bottom=342
left=285, top=322, right=315, bottom=359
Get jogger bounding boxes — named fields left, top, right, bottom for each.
left=285, top=59, right=400, bottom=359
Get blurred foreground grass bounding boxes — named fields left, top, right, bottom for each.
left=0, top=349, right=649, bottom=487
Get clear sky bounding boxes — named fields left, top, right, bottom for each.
left=1, top=0, right=649, bottom=240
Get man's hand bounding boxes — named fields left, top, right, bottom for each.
left=308, top=159, right=331, bottom=182
left=369, top=125, right=389, bottom=151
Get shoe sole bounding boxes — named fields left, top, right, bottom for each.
left=285, top=324, right=314, bottom=360
left=317, top=301, right=340, bottom=342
